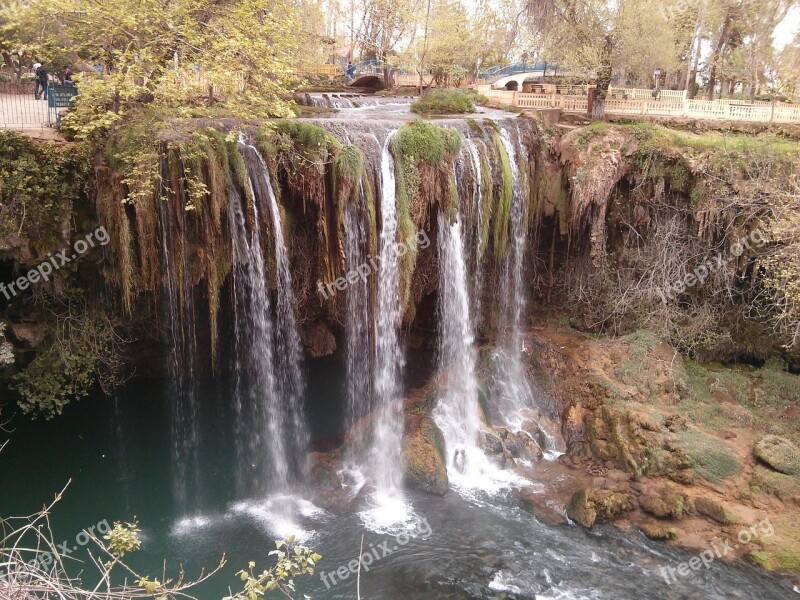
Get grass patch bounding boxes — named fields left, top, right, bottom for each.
left=410, top=89, right=486, bottom=115
left=679, top=428, right=743, bottom=484
left=616, top=330, right=659, bottom=382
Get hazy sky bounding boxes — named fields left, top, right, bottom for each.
left=774, top=5, right=799, bottom=49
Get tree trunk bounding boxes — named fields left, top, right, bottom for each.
left=591, top=35, right=613, bottom=120
left=708, top=12, right=732, bottom=101
left=684, top=14, right=703, bottom=91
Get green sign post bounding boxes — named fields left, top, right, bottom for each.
left=47, top=84, right=78, bottom=125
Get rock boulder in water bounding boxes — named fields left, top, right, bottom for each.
left=402, top=417, right=449, bottom=495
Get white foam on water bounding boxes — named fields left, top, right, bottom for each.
left=229, top=495, right=325, bottom=543
left=170, top=514, right=215, bottom=537
left=358, top=490, right=418, bottom=535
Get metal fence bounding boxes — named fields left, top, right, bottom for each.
left=0, top=81, right=76, bottom=130
left=0, top=80, right=50, bottom=130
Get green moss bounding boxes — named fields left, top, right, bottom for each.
left=392, top=120, right=460, bottom=165
left=466, top=119, right=484, bottom=137
left=477, top=152, right=494, bottom=261
left=410, top=89, right=482, bottom=115
left=694, top=496, right=739, bottom=524
left=616, top=330, right=659, bottom=382
left=390, top=121, right=461, bottom=309
left=492, top=132, right=513, bottom=262
left=680, top=429, right=743, bottom=484
left=333, top=145, right=364, bottom=187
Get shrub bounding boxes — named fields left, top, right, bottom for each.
left=411, top=88, right=482, bottom=114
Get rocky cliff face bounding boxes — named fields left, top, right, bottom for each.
left=1, top=119, right=798, bottom=413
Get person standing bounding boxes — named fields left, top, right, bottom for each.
left=34, top=62, right=48, bottom=100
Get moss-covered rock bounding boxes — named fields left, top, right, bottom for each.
left=567, top=489, right=597, bottom=528
left=567, top=488, right=635, bottom=529
left=401, top=416, right=449, bottom=495
left=640, top=491, right=685, bottom=519
left=754, top=435, right=800, bottom=476
left=694, top=497, right=739, bottom=524
left=640, top=523, right=679, bottom=540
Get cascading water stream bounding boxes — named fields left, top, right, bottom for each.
left=254, top=147, right=309, bottom=473
left=463, top=138, right=485, bottom=324
left=490, top=126, right=564, bottom=458
left=159, top=188, right=201, bottom=515
left=345, top=193, right=372, bottom=429
left=228, top=179, right=286, bottom=494
left=433, top=213, right=489, bottom=486
left=362, top=130, right=409, bottom=527
left=227, top=142, right=309, bottom=497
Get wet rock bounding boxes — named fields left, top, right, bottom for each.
left=401, top=417, right=448, bottom=495
left=481, top=430, right=505, bottom=455
left=640, top=491, right=685, bottom=519
left=301, top=320, right=336, bottom=357
left=640, top=523, right=679, bottom=540
left=592, top=489, right=636, bottom=522
left=500, top=429, right=543, bottom=463
left=753, top=435, right=800, bottom=476
left=567, top=489, right=597, bottom=528
left=567, top=488, right=635, bottom=528
left=694, top=496, right=739, bottom=524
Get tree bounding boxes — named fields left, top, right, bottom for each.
left=2, top=0, right=324, bottom=138
left=528, top=0, right=677, bottom=118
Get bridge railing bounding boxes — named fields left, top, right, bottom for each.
left=297, top=64, right=343, bottom=78
left=481, top=88, right=800, bottom=123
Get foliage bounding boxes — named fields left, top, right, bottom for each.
left=12, top=294, right=126, bottom=418
left=104, top=520, right=142, bottom=558
left=225, top=536, right=321, bottom=600
left=0, top=131, right=91, bottom=255
left=410, top=89, right=482, bottom=114
left=556, top=122, right=800, bottom=359
left=7, top=0, right=322, bottom=140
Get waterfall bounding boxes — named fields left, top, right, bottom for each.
left=488, top=126, right=564, bottom=458
left=159, top=190, right=201, bottom=515
left=463, top=138, right=485, bottom=324
left=228, top=143, right=309, bottom=497
left=256, top=147, right=309, bottom=473
left=368, top=130, right=405, bottom=502
left=433, top=213, right=484, bottom=483
left=345, top=192, right=372, bottom=429
left=228, top=181, right=286, bottom=494
left=499, top=126, right=527, bottom=352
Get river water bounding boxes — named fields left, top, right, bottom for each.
left=1, top=373, right=796, bottom=599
